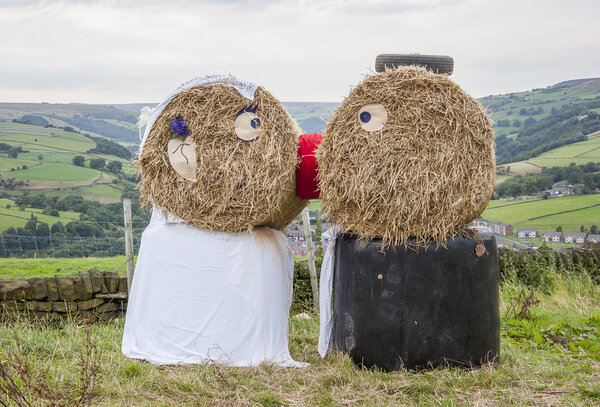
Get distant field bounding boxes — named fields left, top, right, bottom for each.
left=527, top=131, right=600, bottom=167
left=483, top=194, right=600, bottom=233
left=482, top=78, right=600, bottom=138
left=79, top=183, right=124, bottom=202
left=0, top=157, right=37, bottom=171
left=0, top=122, right=95, bottom=152
left=8, top=162, right=99, bottom=182
left=0, top=256, right=129, bottom=278
left=0, top=121, right=136, bottom=202
left=283, top=102, right=339, bottom=121
left=0, top=198, right=81, bottom=232
left=502, top=161, right=542, bottom=176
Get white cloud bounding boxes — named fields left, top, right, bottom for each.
left=0, top=0, right=598, bottom=103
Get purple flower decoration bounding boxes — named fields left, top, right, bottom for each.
left=170, top=118, right=189, bottom=139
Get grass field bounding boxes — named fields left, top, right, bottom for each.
left=0, top=121, right=136, bottom=202
left=7, top=161, right=100, bottom=182
left=0, top=198, right=81, bottom=232
left=483, top=195, right=600, bottom=233
left=0, top=256, right=129, bottom=278
left=501, top=161, right=543, bottom=176
left=1, top=265, right=599, bottom=405
left=528, top=131, right=600, bottom=167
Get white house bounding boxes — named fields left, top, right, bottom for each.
left=516, top=228, right=538, bottom=238
left=541, top=231, right=562, bottom=242
left=564, top=232, right=586, bottom=244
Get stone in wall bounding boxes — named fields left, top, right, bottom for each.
left=0, top=278, right=31, bottom=301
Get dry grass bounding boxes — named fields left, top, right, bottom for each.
left=139, top=84, right=306, bottom=232
left=317, top=66, right=495, bottom=247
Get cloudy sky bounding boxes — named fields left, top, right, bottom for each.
left=1, top=0, right=598, bottom=103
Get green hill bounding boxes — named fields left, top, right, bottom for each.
left=0, top=122, right=136, bottom=205
left=0, top=101, right=340, bottom=147
left=482, top=194, right=600, bottom=234
left=0, top=103, right=139, bottom=145
left=480, top=77, right=600, bottom=138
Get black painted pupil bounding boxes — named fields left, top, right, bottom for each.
left=251, top=118, right=261, bottom=129
left=360, top=111, right=371, bottom=123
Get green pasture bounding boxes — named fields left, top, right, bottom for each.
left=283, top=102, right=339, bottom=121
left=502, top=160, right=543, bottom=176
left=528, top=132, right=600, bottom=167
left=0, top=156, right=38, bottom=171
left=483, top=194, right=600, bottom=233
left=0, top=256, right=129, bottom=278
left=6, top=162, right=99, bottom=182
left=307, top=199, right=322, bottom=212
left=78, top=184, right=124, bottom=203
left=0, top=198, right=80, bottom=232
left=0, top=122, right=95, bottom=152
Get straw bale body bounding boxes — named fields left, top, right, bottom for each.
left=139, top=84, right=306, bottom=232
left=317, top=66, right=495, bottom=246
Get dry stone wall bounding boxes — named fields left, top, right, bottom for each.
left=0, top=270, right=128, bottom=322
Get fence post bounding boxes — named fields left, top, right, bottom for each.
left=302, top=207, right=319, bottom=313
left=123, top=198, right=135, bottom=293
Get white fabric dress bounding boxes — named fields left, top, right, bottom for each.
left=122, top=208, right=307, bottom=367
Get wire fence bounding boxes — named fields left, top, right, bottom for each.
left=0, top=217, right=148, bottom=277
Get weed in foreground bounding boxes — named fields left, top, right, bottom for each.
left=0, top=328, right=100, bottom=407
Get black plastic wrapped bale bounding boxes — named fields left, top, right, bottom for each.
left=330, top=228, right=499, bottom=371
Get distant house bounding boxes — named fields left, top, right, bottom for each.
left=474, top=219, right=513, bottom=236
left=547, top=183, right=583, bottom=196
left=587, top=234, right=600, bottom=243
left=541, top=231, right=562, bottom=242
left=564, top=232, right=586, bottom=244
left=516, top=228, right=538, bottom=238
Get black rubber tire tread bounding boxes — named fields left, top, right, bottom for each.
left=375, top=54, right=454, bottom=75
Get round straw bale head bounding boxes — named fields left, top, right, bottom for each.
left=317, top=66, right=495, bottom=246
left=139, top=84, right=306, bottom=232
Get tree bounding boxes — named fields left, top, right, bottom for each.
left=36, top=223, right=50, bottom=237
left=522, top=178, right=538, bottom=196
left=512, top=119, right=522, bottom=127
left=89, top=158, right=106, bottom=170
left=580, top=225, right=586, bottom=233
left=25, top=219, right=37, bottom=233
left=50, top=222, right=66, bottom=235
left=506, top=183, right=521, bottom=198
left=7, top=148, right=18, bottom=158
left=107, top=160, right=123, bottom=174
left=556, top=226, right=562, bottom=232
left=38, top=154, right=43, bottom=160
left=591, top=225, right=598, bottom=234
left=73, top=155, right=85, bottom=167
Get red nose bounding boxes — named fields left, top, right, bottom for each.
left=296, top=133, right=323, bottom=199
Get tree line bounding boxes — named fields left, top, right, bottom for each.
left=495, top=162, right=600, bottom=198
left=495, top=101, right=600, bottom=164
left=0, top=189, right=150, bottom=258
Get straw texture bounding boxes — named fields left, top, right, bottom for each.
left=139, top=84, right=306, bottom=232
left=317, top=66, right=495, bottom=247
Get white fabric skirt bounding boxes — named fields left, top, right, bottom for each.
left=122, top=208, right=307, bottom=367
